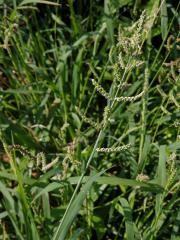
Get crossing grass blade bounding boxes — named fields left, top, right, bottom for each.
left=69, top=176, right=163, bottom=193
left=52, top=170, right=107, bottom=240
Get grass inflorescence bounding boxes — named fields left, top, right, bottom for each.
left=0, top=1, right=179, bottom=239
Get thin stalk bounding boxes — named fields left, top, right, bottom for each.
left=149, top=31, right=180, bottom=89
left=52, top=130, right=103, bottom=240
left=151, top=1, right=180, bottom=70
left=53, top=57, right=131, bottom=240
left=152, top=99, right=169, bottom=143
left=138, top=67, right=149, bottom=166
left=1, top=138, right=40, bottom=240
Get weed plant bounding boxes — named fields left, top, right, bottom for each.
left=0, top=0, right=179, bottom=239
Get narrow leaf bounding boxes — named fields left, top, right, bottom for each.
left=120, top=198, right=135, bottom=240
left=20, top=0, right=60, bottom=6
left=52, top=170, right=106, bottom=240
left=160, top=0, right=168, bottom=40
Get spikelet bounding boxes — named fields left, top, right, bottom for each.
left=62, top=157, right=69, bottom=179
left=76, top=106, right=100, bottom=130
left=166, top=153, right=177, bottom=190
left=115, top=91, right=144, bottom=102
left=96, top=143, right=131, bottom=152
left=174, top=121, right=180, bottom=127
left=123, top=10, right=146, bottom=55
left=60, top=122, right=69, bottom=139
left=36, top=152, right=46, bottom=172
left=8, top=144, right=36, bottom=160
left=144, top=68, right=149, bottom=91
left=136, top=173, right=149, bottom=182
left=103, top=106, right=111, bottom=128
left=42, top=156, right=59, bottom=172
left=117, top=83, right=132, bottom=89
left=91, top=79, right=112, bottom=100
left=117, top=10, right=146, bottom=70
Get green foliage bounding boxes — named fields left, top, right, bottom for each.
left=0, top=0, right=179, bottom=239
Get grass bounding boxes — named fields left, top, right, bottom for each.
left=0, top=0, right=180, bottom=239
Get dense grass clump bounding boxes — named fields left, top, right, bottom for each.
left=0, top=1, right=179, bottom=239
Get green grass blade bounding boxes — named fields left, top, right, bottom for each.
left=120, top=198, right=135, bottom=240
left=157, top=145, right=167, bottom=187
left=0, top=181, right=24, bottom=240
left=155, top=145, right=167, bottom=226
left=104, top=0, right=114, bottom=45
left=31, top=182, right=62, bottom=203
left=160, top=0, right=168, bottom=40
left=52, top=170, right=106, bottom=240
left=0, top=181, right=14, bottom=210
left=69, top=176, right=163, bottom=193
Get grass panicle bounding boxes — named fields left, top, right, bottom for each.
left=0, top=1, right=179, bottom=240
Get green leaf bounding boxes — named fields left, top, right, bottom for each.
left=69, top=176, right=163, bottom=193
left=32, top=182, right=63, bottom=203
left=155, top=145, right=167, bottom=217
left=0, top=181, right=24, bottom=240
left=104, top=0, right=114, bottom=45
left=120, top=198, right=135, bottom=240
left=52, top=170, right=106, bottom=240
left=0, top=181, right=14, bottom=210
left=160, top=0, right=168, bottom=40
left=157, top=145, right=167, bottom=187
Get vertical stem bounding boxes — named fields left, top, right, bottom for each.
left=53, top=58, right=131, bottom=239
left=68, top=0, right=79, bottom=38
left=138, top=67, right=149, bottom=167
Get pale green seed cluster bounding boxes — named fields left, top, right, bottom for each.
left=59, top=122, right=70, bottom=142
left=103, top=106, right=111, bottom=128
left=5, top=144, right=58, bottom=173
left=36, top=152, right=46, bottom=171
left=118, top=10, right=146, bottom=56
left=115, top=91, right=144, bottom=102
left=174, top=121, right=180, bottom=127
left=144, top=68, right=149, bottom=92
left=117, top=10, right=146, bottom=71
left=42, top=156, right=59, bottom=172
left=92, top=78, right=144, bottom=103
left=91, top=79, right=112, bottom=100
left=91, top=12, right=147, bottom=105
left=9, top=144, right=36, bottom=161
left=76, top=106, right=100, bottom=130
left=117, top=83, right=132, bottom=89
left=166, top=153, right=177, bottom=190
left=117, top=52, right=126, bottom=69
left=96, top=143, right=131, bottom=152
left=136, top=173, right=150, bottom=182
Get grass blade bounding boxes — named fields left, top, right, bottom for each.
left=160, top=0, right=168, bottom=40
left=120, top=198, right=135, bottom=240
left=52, top=170, right=106, bottom=240
left=69, top=176, right=163, bottom=193
left=157, top=145, right=167, bottom=187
